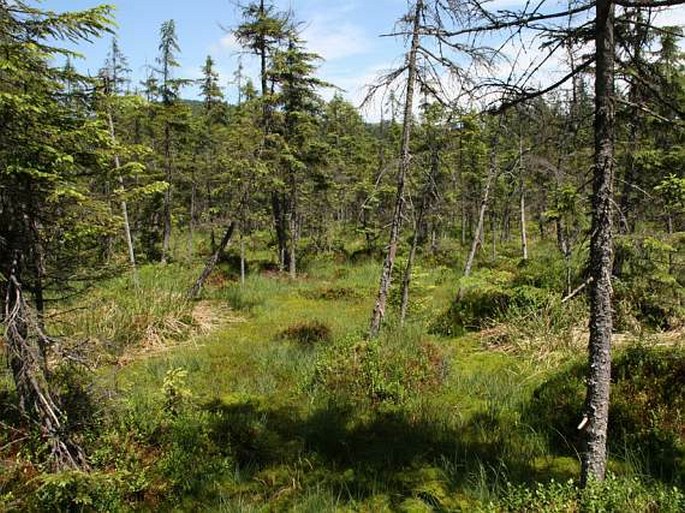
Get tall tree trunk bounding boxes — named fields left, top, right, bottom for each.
left=107, top=110, right=137, bottom=269
left=520, top=187, right=528, bottom=261
left=240, top=235, right=246, bottom=286
left=519, top=136, right=528, bottom=261
left=491, top=211, right=497, bottom=261
left=667, top=214, right=674, bottom=275
left=463, top=136, right=499, bottom=280
left=580, top=0, right=615, bottom=487
left=161, top=122, right=172, bottom=264
left=187, top=221, right=236, bottom=299
left=369, top=0, right=423, bottom=338
left=288, top=213, right=297, bottom=279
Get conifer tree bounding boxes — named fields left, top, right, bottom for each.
left=157, top=19, right=182, bottom=263
left=0, top=0, right=114, bottom=469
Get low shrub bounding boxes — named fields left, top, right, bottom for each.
left=431, top=268, right=553, bottom=336
left=299, top=286, right=362, bottom=301
left=279, top=320, right=333, bottom=347
left=490, top=475, right=685, bottom=513
left=309, top=330, right=447, bottom=409
left=28, top=470, right=126, bottom=512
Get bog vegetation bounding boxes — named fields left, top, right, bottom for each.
left=1, top=0, right=684, bottom=511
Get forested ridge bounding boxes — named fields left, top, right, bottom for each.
left=1, top=0, right=684, bottom=511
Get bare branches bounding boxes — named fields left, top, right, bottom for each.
left=614, top=0, right=685, bottom=7
left=486, top=57, right=595, bottom=113
left=3, top=260, right=87, bottom=471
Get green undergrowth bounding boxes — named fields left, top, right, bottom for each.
left=525, top=343, right=685, bottom=486
left=2, top=242, right=684, bottom=511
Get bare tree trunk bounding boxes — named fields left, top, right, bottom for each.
left=187, top=221, right=236, bottom=300
left=288, top=213, right=296, bottom=279
left=240, top=236, right=246, bottom=286
left=667, top=214, right=674, bottom=275
left=491, top=211, right=497, bottom=261
left=463, top=137, right=499, bottom=280
left=461, top=199, right=468, bottom=246
left=107, top=111, right=137, bottom=270
left=4, top=254, right=87, bottom=470
left=519, top=136, right=528, bottom=261
left=520, top=189, right=528, bottom=260
left=580, top=0, right=615, bottom=487
left=161, top=122, right=172, bottom=264
left=369, top=0, right=423, bottom=338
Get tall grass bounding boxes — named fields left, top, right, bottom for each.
left=53, top=264, right=199, bottom=356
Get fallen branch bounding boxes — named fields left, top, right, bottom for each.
left=561, top=277, right=594, bottom=304
left=187, top=221, right=236, bottom=300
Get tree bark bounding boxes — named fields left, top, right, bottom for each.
left=369, top=0, right=423, bottom=338
left=580, top=0, right=615, bottom=487
left=240, top=236, right=246, bottom=286
left=519, top=135, right=528, bottom=261
left=187, top=221, right=236, bottom=299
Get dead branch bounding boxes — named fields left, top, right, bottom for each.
left=3, top=264, right=88, bottom=470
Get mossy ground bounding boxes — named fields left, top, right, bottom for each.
left=1, top=240, right=683, bottom=512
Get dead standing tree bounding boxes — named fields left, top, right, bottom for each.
left=368, top=0, right=424, bottom=338
left=367, top=0, right=494, bottom=337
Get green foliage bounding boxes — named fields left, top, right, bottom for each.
left=614, top=235, right=685, bottom=331
left=157, top=408, right=232, bottom=498
left=389, top=257, right=435, bottom=318
left=490, top=475, right=685, bottom=513
left=29, top=470, right=126, bottom=513
left=432, top=268, right=555, bottom=336
left=655, top=173, right=685, bottom=214
left=162, top=367, right=192, bottom=415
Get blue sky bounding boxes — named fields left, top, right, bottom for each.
left=45, top=1, right=685, bottom=119
left=47, top=0, right=415, bottom=116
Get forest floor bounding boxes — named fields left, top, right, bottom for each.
left=85, top=253, right=681, bottom=511
left=2, top=245, right=684, bottom=512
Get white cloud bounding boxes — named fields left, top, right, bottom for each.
left=301, top=21, right=370, bottom=61
left=213, top=33, right=242, bottom=55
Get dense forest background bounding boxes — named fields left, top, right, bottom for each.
left=1, top=0, right=684, bottom=511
